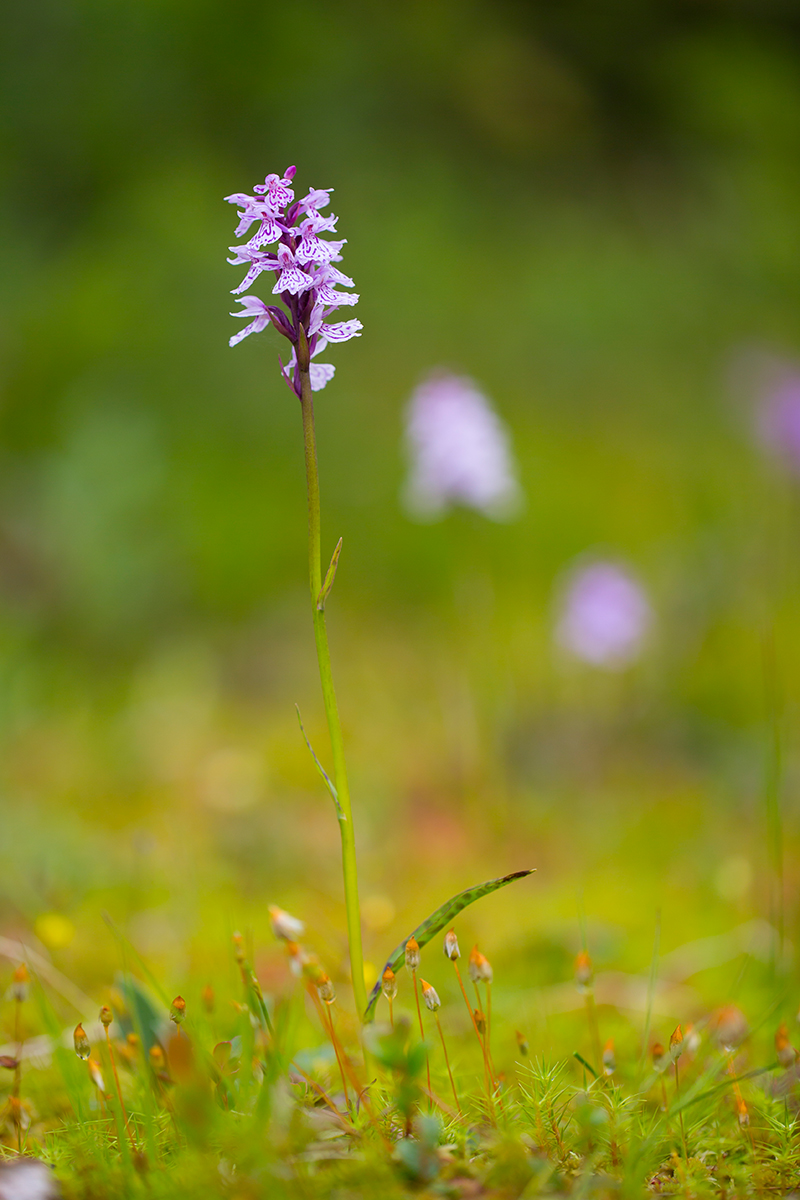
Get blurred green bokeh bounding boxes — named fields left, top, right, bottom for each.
left=1, top=2, right=800, bottom=1018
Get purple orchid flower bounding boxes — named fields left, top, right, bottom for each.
left=402, top=370, right=523, bottom=519
left=555, top=559, right=652, bottom=669
left=225, top=166, right=361, bottom=394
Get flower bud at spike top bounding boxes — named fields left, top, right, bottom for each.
left=602, top=1038, right=615, bottom=1075
left=381, top=967, right=398, bottom=1001
left=468, top=946, right=493, bottom=984
left=149, top=1045, right=165, bottom=1068
left=651, top=1042, right=665, bottom=1069
left=73, top=1023, right=91, bottom=1061
left=225, top=167, right=362, bottom=390
left=443, top=929, right=460, bottom=961
left=516, top=1030, right=529, bottom=1057
left=232, top=931, right=245, bottom=964
left=316, top=973, right=336, bottom=1005
left=474, top=1008, right=486, bottom=1037
left=99, top=1005, right=113, bottom=1028
left=269, top=905, right=305, bottom=941
left=669, top=1024, right=683, bottom=1055
left=405, top=936, right=421, bottom=972
left=201, top=984, right=214, bottom=1013
left=10, top=963, right=29, bottom=1003
left=170, top=995, right=186, bottom=1025
left=573, top=951, right=593, bottom=988
left=420, top=979, right=441, bottom=1012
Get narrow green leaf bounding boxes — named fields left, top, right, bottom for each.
left=364, top=868, right=534, bottom=1020
left=317, top=537, right=343, bottom=611
left=295, top=704, right=345, bottom=820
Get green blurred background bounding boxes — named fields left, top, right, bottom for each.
left=2, top=1, right=800, bottom=1040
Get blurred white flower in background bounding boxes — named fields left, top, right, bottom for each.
left=402, top=370, right=523, bottom=519
left=555, top=559, right=653, bottom=669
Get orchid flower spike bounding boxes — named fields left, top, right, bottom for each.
left=225, top=166, right=362, bottom=393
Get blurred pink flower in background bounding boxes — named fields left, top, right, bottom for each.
left=755, top=371, right=800, bottom=475
left=727, top=344, right=800, bottom=475
left=403, top=371, right=523, bottom=520
left=555, top=559, right=653, bottom=669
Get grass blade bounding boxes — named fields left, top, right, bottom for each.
left=364, top=868, right=534, bottom=1020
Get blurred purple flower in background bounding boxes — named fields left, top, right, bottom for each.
left=755, top=371, right=800, bottom=475
left=556, top=560, right=653, bottom=669
left=403, top=371, right=523, bottom=520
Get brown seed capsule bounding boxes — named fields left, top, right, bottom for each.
left=574, top=951, right=593, bottom=989
left=474, top=1008, right=486, bottom=1037
left=710, top=1005, right=748, bottom=1051
left=443, top=929, right=460, bottom=961
left=737, top=1096, right=750, bottom=1127
left=669, top=1024, right=684, bottom=1056
left=268, top=905, right=305, bottom=941
left=170, top=995, right=186, bottom=1025
left=127, top=1032, right=139, bottom=1048
left=10, top=963, right=29, bottom=1003
left=316, top=973, right=336, bottom=1004
left=0, top=1056, right=19, bottom=1070
left=516, top=1030, right=529, bottom=1057
left=149, top=1045, right=165, bottom=1069
left=651, top=1042, right=665, bottom=1070
left=88, top=1057, right=105, bottom=1093
left=602, top=1037, right=615, bottom=1075
left=381, top=967, right=398, bottom=1001
left=99, top=1005, right=113, bottom=1028
left=201, top=983, right=215, bottom=1013
left=469, top=946, right=493, bottom=984
left=420, top=978, right=441, bottom=1012
left=73, top=1023, right=91, bottom=1060
left=776, top=1021, right=797, bottom=1068
left=405, top=936, right=420, bottom=972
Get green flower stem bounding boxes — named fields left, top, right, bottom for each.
left=299, top=367, right=367, bottom=1018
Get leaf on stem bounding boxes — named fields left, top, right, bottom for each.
left=295, top=705, right=345, bottom=820
left=364, top=869, right=534, bottom=1020
left=317, top=538, right=343, bottom=611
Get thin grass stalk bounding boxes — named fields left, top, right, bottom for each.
left=323, top=1004, right=351, bottom=1107
left=762, top=630, right=785, bottom=977
left=103, top=1024, right=136, bottom=1152
left=434, top=1013, right=461, bottom=1113
left=638, top=911, right=661, bottom=1083
left=674, top=1058, right=688, bottom=1160
left=13, top=990, right=22, bottom=1153
left=411, top=970, right=432, bottom=1100
left=452, top=961, right=494, bottom=1093
left=584, top=989, right=602, bottom=1075
left=298, top=365, right=366, bottom=1017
